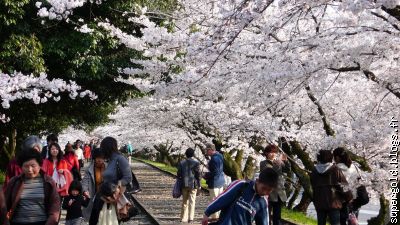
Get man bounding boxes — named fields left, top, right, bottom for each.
left=260, top=144, right=291, bottom=225
left=203, top=143, right=225, bottom=220
left=74, top=139, right=84, bottom=168
left=178, top=148, right=201, bottom=223
left=41, top=134, right=58, bottom=159
left=201, top=168, right=279, bottom=225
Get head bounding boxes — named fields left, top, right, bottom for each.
left=317, top=150, right=333, bottom=164
left=101, top=137, right=118, bottom=159
left=263, top=144, right=279, bottom=160
left=17, top=148, right=43, bottom=179
left=99, top=182, right=120, bottom=201
left=21, top=135, right=42, bottom=153
left=333, top=147, right=352, bottom=167
left=75, top=139, right=81, bottom=149
left=65, top=143, right=73, bottom=153
left=185, top=148, right=195, bottom=158
left=46, top=134, right=58, bottom=145
left=68, top=180, right=83, bottom=196
left=205, top=143, right=216, bottom=156
left=48, top=143, right=63, bottom=162
left=92, top=148, right=105, bottom=167
left=255, top=167, right=279, bottom=196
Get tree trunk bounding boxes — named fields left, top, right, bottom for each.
left=242, top=156, right=255, bottom=179
left=287, top=181, right=301, bottom=209
left=223, top=151, right=242, bottom=180
left=293, top=194, right=312, bottom=213
left=368, top=194, right=389, bottom=225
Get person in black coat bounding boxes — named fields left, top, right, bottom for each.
left=62, top=180, right=90, bottom=225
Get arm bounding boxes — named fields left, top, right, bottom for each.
left=254, top=197, right=269, bottom=225
left=81, top=167, right=91, bottom=194
left=117, top=156, right=132, bottom=186
left=46, top=180, right=61, bottom=225
left=82, top=196, right=90, bottom=207
left=62, top=197, right=70, bottom=210
left=204, top=180, right=246, bottom=217
left=177, top=162, right=182, bottom=179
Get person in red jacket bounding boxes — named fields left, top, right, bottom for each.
left=64, top=143, right=81, bottom=181
left=42, top=143, right=73, bottom=197
left=84, top=144, right=91, bottom=163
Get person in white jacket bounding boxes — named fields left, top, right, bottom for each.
left=333, top=147, right=362, bottom=225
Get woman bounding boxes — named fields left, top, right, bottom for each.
left=177, top=148, right=200, bottom=223
left=82, top=148, right=106, bottom=221
left=42, top=143, right=73, bottom=197
left=310, top=150, right=353, bottom=225
left=5, top=146, right=60, bottom=225
left=259, top=144, right=290, bottom=225
left=64, top=143, right=81, bottom=180
left=333, top=147, right=364, bottom=225
left=89, top=137, right=132, bottom=225
left=3, top=136, right=43, bottom=192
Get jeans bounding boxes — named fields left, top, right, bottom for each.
left=66, top=217, right=84, bottom=225
left=340, top=203, right=349, bottom=225
left=316, top=209, right=340, bottom=225
left=268, top=199, right=282, bottom=225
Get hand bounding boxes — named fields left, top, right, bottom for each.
left=58, top=169, right=64, bottom=174
left=83, top=191, right=90, bottom=198
left=201, top=215, right=209, bottom=225
left=68, top=199, right=75, bottom=206
left=280, top=154, right=288, bottom=161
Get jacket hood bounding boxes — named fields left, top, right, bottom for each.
left=315, top=163, right=333, bottom=174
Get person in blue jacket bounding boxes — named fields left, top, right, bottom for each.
left=203, top=143, right=225, bottom=220
left=201, top=167, right=279, bottom=225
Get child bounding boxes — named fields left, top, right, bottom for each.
left=62, top=180, right=90, bottom=225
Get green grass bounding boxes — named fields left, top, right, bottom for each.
left=134, top=157, right=208, bottom=189
left=0, top=170, right=5, bottom=184
left=282, top=207, right=317, bottom=225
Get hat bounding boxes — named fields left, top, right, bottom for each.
left=205, top=143, right=215, bottom=151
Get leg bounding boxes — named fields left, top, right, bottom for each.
left=340, top=202, right=349, bottom=225
left=328, top=209, right=341, bottom=225
left=188, top=188, right=197, bottom=221
left=268, top=200, right=273, bottom=225
left=181, top=187, right=190, bottom=222
left=208, top=187, right=221, bottom=220
left=272, top=199, right=282, bottom=225
left=317, top=210, right=328, bottom=225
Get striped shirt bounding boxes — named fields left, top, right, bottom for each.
left=12, top=177, right=47, bottom=223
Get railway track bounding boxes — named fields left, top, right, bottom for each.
left=60, top=159, right=298, bottom=225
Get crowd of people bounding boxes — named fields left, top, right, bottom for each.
left=176, top=143, right=369, bottom=225
left=0, top=135, right=135, bottom=225
left=0, top=135, right=369, bottom=225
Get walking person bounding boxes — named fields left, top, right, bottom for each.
left=62, top=180, right=90, bottom=225
left=42, top=143, right=73, bottom=197
left=5, top=146, right=60, bottom=225
left=74, top=140, right=84, bottom=169
left=260, top=144, right=291, bottom=225
left=41, top=134, right=58, bottom=159
left=333, top=147, right=368, bottom=225
left=201, top=167, right=279, bottom=225
left=3, top=136, right=43, bottom=192
left=203, top=143, right=225, bottom=221
left=89, top=137, right=132, bottom=225
left=84, top=143, right=91, bottom=163
left=64, top=143, right=81, bottom=181
left=178, top=148, right=201, bottom=223
left=311, top=150, right=353, bottom=225
left=82, top=148, right=107, bottom=221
